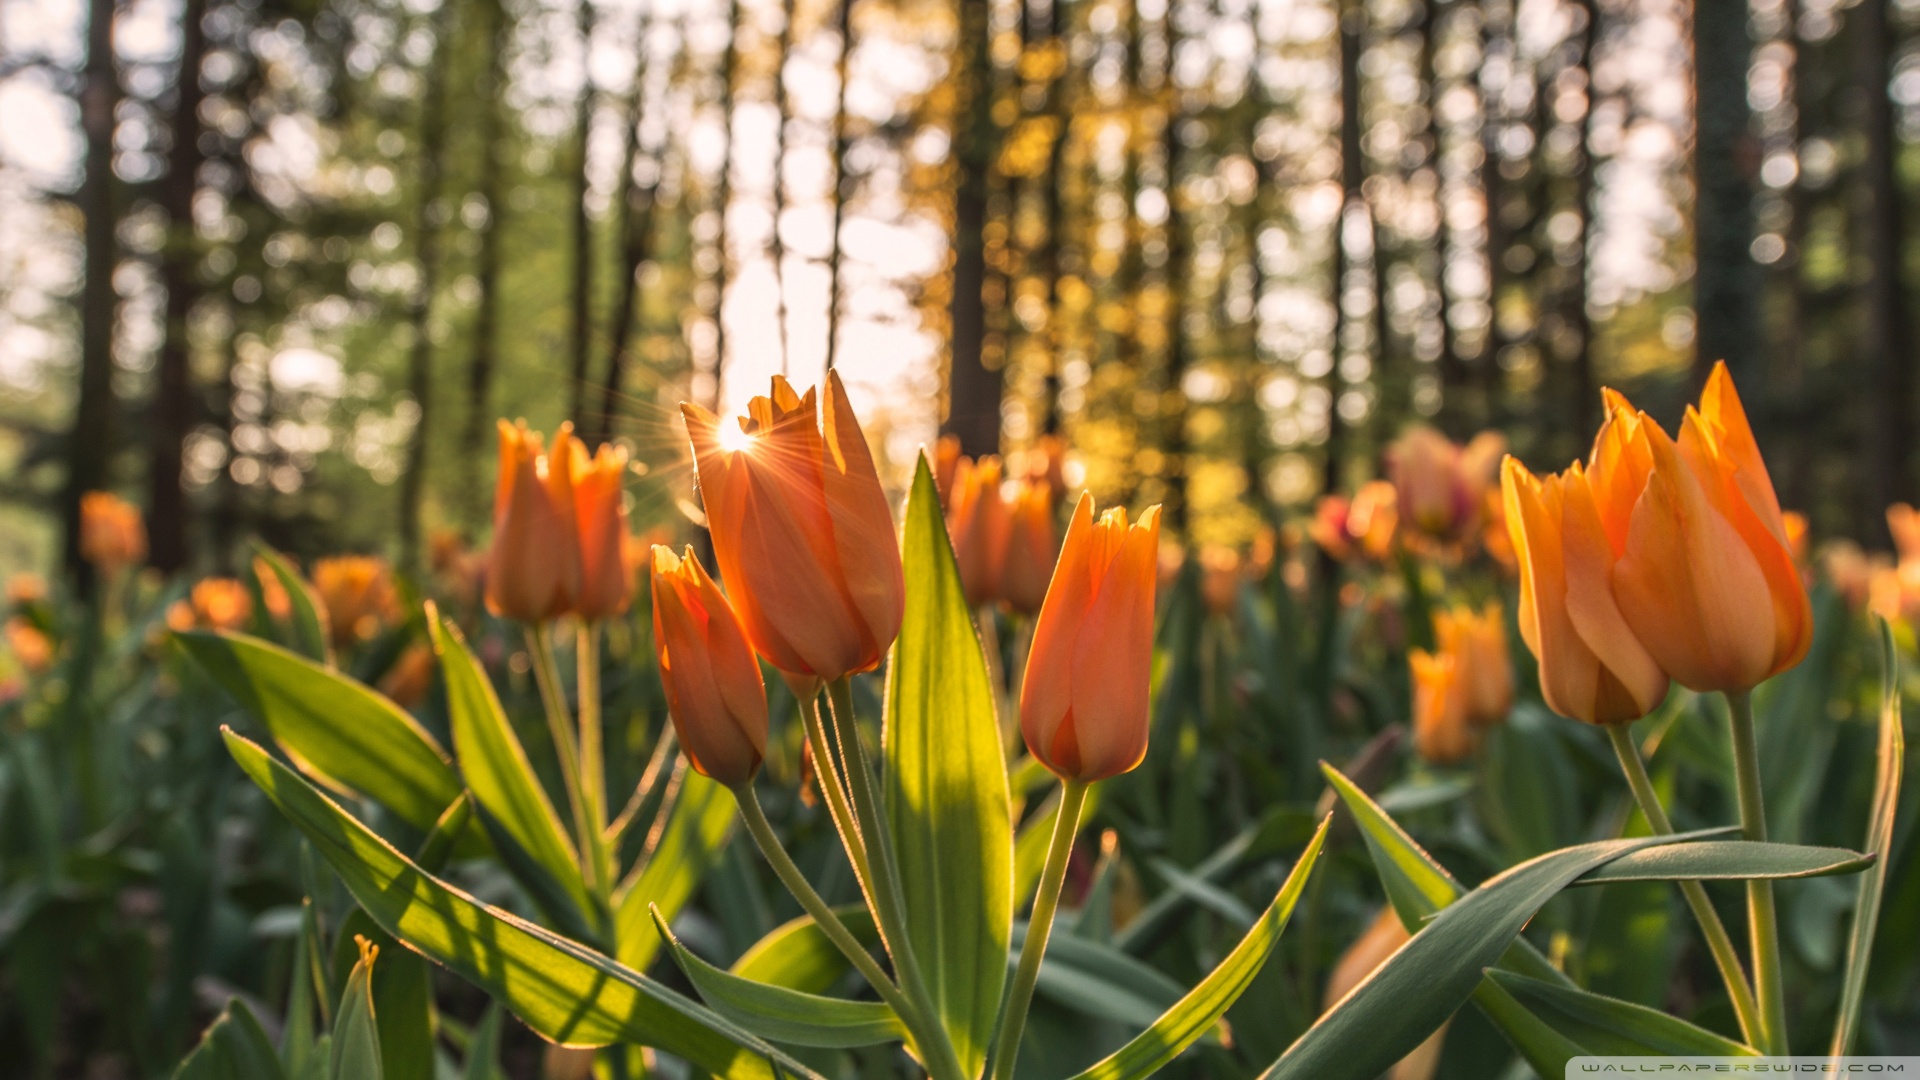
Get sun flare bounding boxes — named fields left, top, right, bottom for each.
left=718, top=421, right=757, bottom=454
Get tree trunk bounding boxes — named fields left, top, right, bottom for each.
left=590, top=3, right=656, bottom=448
left=397, top=2, right=456, bottom=567
left=63, top=0, right=121, bottom=582
left=1569, top=0, right=1598, bottom=440
left=709, top=0, right=739, bottom=398
left=461, top=0, right=510, bottom=522
left=1162, top=11, right=1191, bottom=531
left=1692, top=0, right=1761, bottom=396
left=1420, top=0, right=1465, bottom=434
left=770, top=0, right=794, bottom=374
left=1859, top=0, right=1913, bottom=530
left=147, top=0, right=207, bottom=573
left=824, top=0, right=854, bottom=370
left=1325, top=0, right=1362, bottom=495
left=1036, top=0, right=1072, bottom=438
left=942, top=0, right=1000, bottom=456
left=568, top=0, right=598, bottom=426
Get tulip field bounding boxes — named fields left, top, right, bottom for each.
left=0, top=360, right=1913, bottom=1080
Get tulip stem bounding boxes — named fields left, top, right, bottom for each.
left=1606, top=722, right=1765, bottom=1051
left=576, top=620, right=614, bottom=895
left=823, top=677, right=967, bottom=1080
left=729, top=782, right=941, bottom=1051
left=991, top=778, right=1088, bottom=1080
left=525, top=626, right=595, bottom=889
left=799, top=694, right=875, bottom=890
left=1727, top=689, right=1789, bottom=1055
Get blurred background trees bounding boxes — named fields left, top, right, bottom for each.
left=1, top=0, right=1917, bottom=575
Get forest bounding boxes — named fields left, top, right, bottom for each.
left=0, top=0, right=1918, bottom=1073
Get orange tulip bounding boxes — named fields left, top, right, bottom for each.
left=948, top=455, right=1012, bottom=608
left=934, top=434, right=964, bottom=508
left=1001, top=480, right=1058, bottom=615
left=183, top=577, right=254, bottom=632
left=6, top=617, right=53, bottom=674
left=80, top=491, right=147, bottom=573
left=1502, top=457, right=1670, bottom=724
left=1389, top=426, right=1476, bottom=539
left=486, top=421, right=581, bottom=623
left=1593, top=365, right=1812, bottom=693
left=1888, top=503, right=1920, bottom=565
left=1433, top=602, right=1513, bottom=726
left=681, top=372, right=904, bottom=685
left=7, top=573, right=47, bottom=608
left=1019, top=495, right=1161, bottom=782
left=1409, top=649, right=1475, bottom=764
left=651, top=546, right=769, bottom=786
left=313, top=556, right=399, bottom=647
left=1819, top=541, right=1887, bottom=611
left=250, top=558, right=293, bottom=621
left=571, top=440, right=633, bottom=620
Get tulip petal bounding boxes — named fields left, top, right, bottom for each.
left=1020, top=494, right=1097, bottom=769
left=1066, top=505, right=1159, bottom=780
left=822, top=372, right=905, bottom=659
left=1558, top=466, right=1670, bottom=715
left=1613, top=415, right=1776, bottom=693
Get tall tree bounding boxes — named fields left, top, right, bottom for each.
left=568, top=0, right=599, bottom=426
left=592, top=5, right=658, bottom=447
left=1325, top=0, right=1362, bottom=494
left=63, top=0, right=122, bottom=580
left=1161, top=0, right=1191, bottom=530
left=942, top=0, right=1001, bottom=455
left=461, top=0, right=511, bottom=518
left=1691, top=0, right=1761, bottom=395
left=824, top=0, right=855, bottom=369
left=1858, top=0, right=1913, bottom=529
left=710, top=0, right=740, bottom=397
left=397, top=2, right=456, bottom=566
left=147, top=0, right=208, bottom=572
left=1568, top=0, right=1599, bottom=440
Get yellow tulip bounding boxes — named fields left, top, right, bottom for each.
left=651, top=546, right=769, bottom=786
left=485, top=421, right=581, bottom=623
left=1019, top=495, right=1161, bottom=782
left=681, top=372, right=904, bottom=685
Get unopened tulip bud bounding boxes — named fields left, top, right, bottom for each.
left=681, top=373, right=904, bottom=685
left=572, top=440, right=633, bottom=620
left=485, top=421, right=581, bottom=624
left=1433, top=602, right=1513, bottom=727
left=314, top=556, right=399, bottom=648
left=1002, top=481, right=1058, bottom=615
left=948, top=455, right=1011, bottom=608
left=80, top=492, right=147, bottom=573
left=1020, top=495, right=1161, bottom=782
left=1409, top=649, right=1474, bottom=765
left=651, top=546, right=769, bottom=786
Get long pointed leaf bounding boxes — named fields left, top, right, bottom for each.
left=653, top=908, right=908, bottom=1048
left=177, top=631, right=462, bottom=830
left=884, top=455, right=1013, bottom=1077
left=1068, top=816, right=1330, bottom=1080
left=1264, top=820, right=1718, bottom=1077
left=1832, top=618, right=1906, bottom=1055
left=1573, top=840, right=1872, bottom=885
left=223, top=729, right=823, bottom=1080
left=251, top=544, right=333, bottom=664
left=174, top=1000, right=287, bottom=1080
left=430, top=615, right=591, bottom=918
left=1483, top=970, right=1758, bottom=1056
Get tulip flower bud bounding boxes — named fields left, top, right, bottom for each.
left=934, top=434, right=964, bottom=508
left=1409, top=649, right=1475, bottom=764
left=1598, top=365, right=1811, bottom=693
left=169, top=577, right=253, bottom=633
left=1019, top=494, right=1161, bottom=782
left=1001, top=481, right=1057, bottom=615
left=5, top=618, right=53, bottom=674
left=1389, top=426, right=1474, bottom=539
left=681, top=373, right=904, bottom=685
left=651, top=546, right=769, bottom=786
left=1888, top=503, right=1920, bottom=565
left=313, top=556, right=399, bottom=648
left=571, top=439, right=633, bottom=620
left=1433, top=602, right=1513, bottom=727
left=1502, top=457, right=1670, bottom=724
left=79, top=492, right=147, bottom=574
left=485, top=421, right=581, bottom=624
left=948, top=455, right=1011, bottom=608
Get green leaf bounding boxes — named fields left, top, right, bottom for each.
left=174, top=1000, right=288, bottom=1080
left=463, top=1004, right=504, bottom=1080
left=1017, top=926, right=1192, bottom=1029
left=1572, top=841, right=1873, bottom=885
left=1467, top=976, right=1588, bottom=1078
left=430, top=615, right=591, bottom=918
left=733, top=906, right=879, bottom=994
left=177, top=631, right=463, bottom=831
left=653, top=907, right=908, bottom=1048
left=883, top=453, right=1014, bottom=1077
left=614, top=767, right=737, bottom=973
left=252, top=544, right=333, bottom=664
left=223, top=729, right=824, bottom=1080
left=1261, top=822, right=1717, bottom=1078
left=330, top=937, right=384, bottom=1080
left=1068, top=815, right=1329, bottom=1080
left=1483, top=970, right=1758, bottom=1056
left=1832, top=618, right=1906, bottom=1056
left=1320, top=762, right=1569, bottom=987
